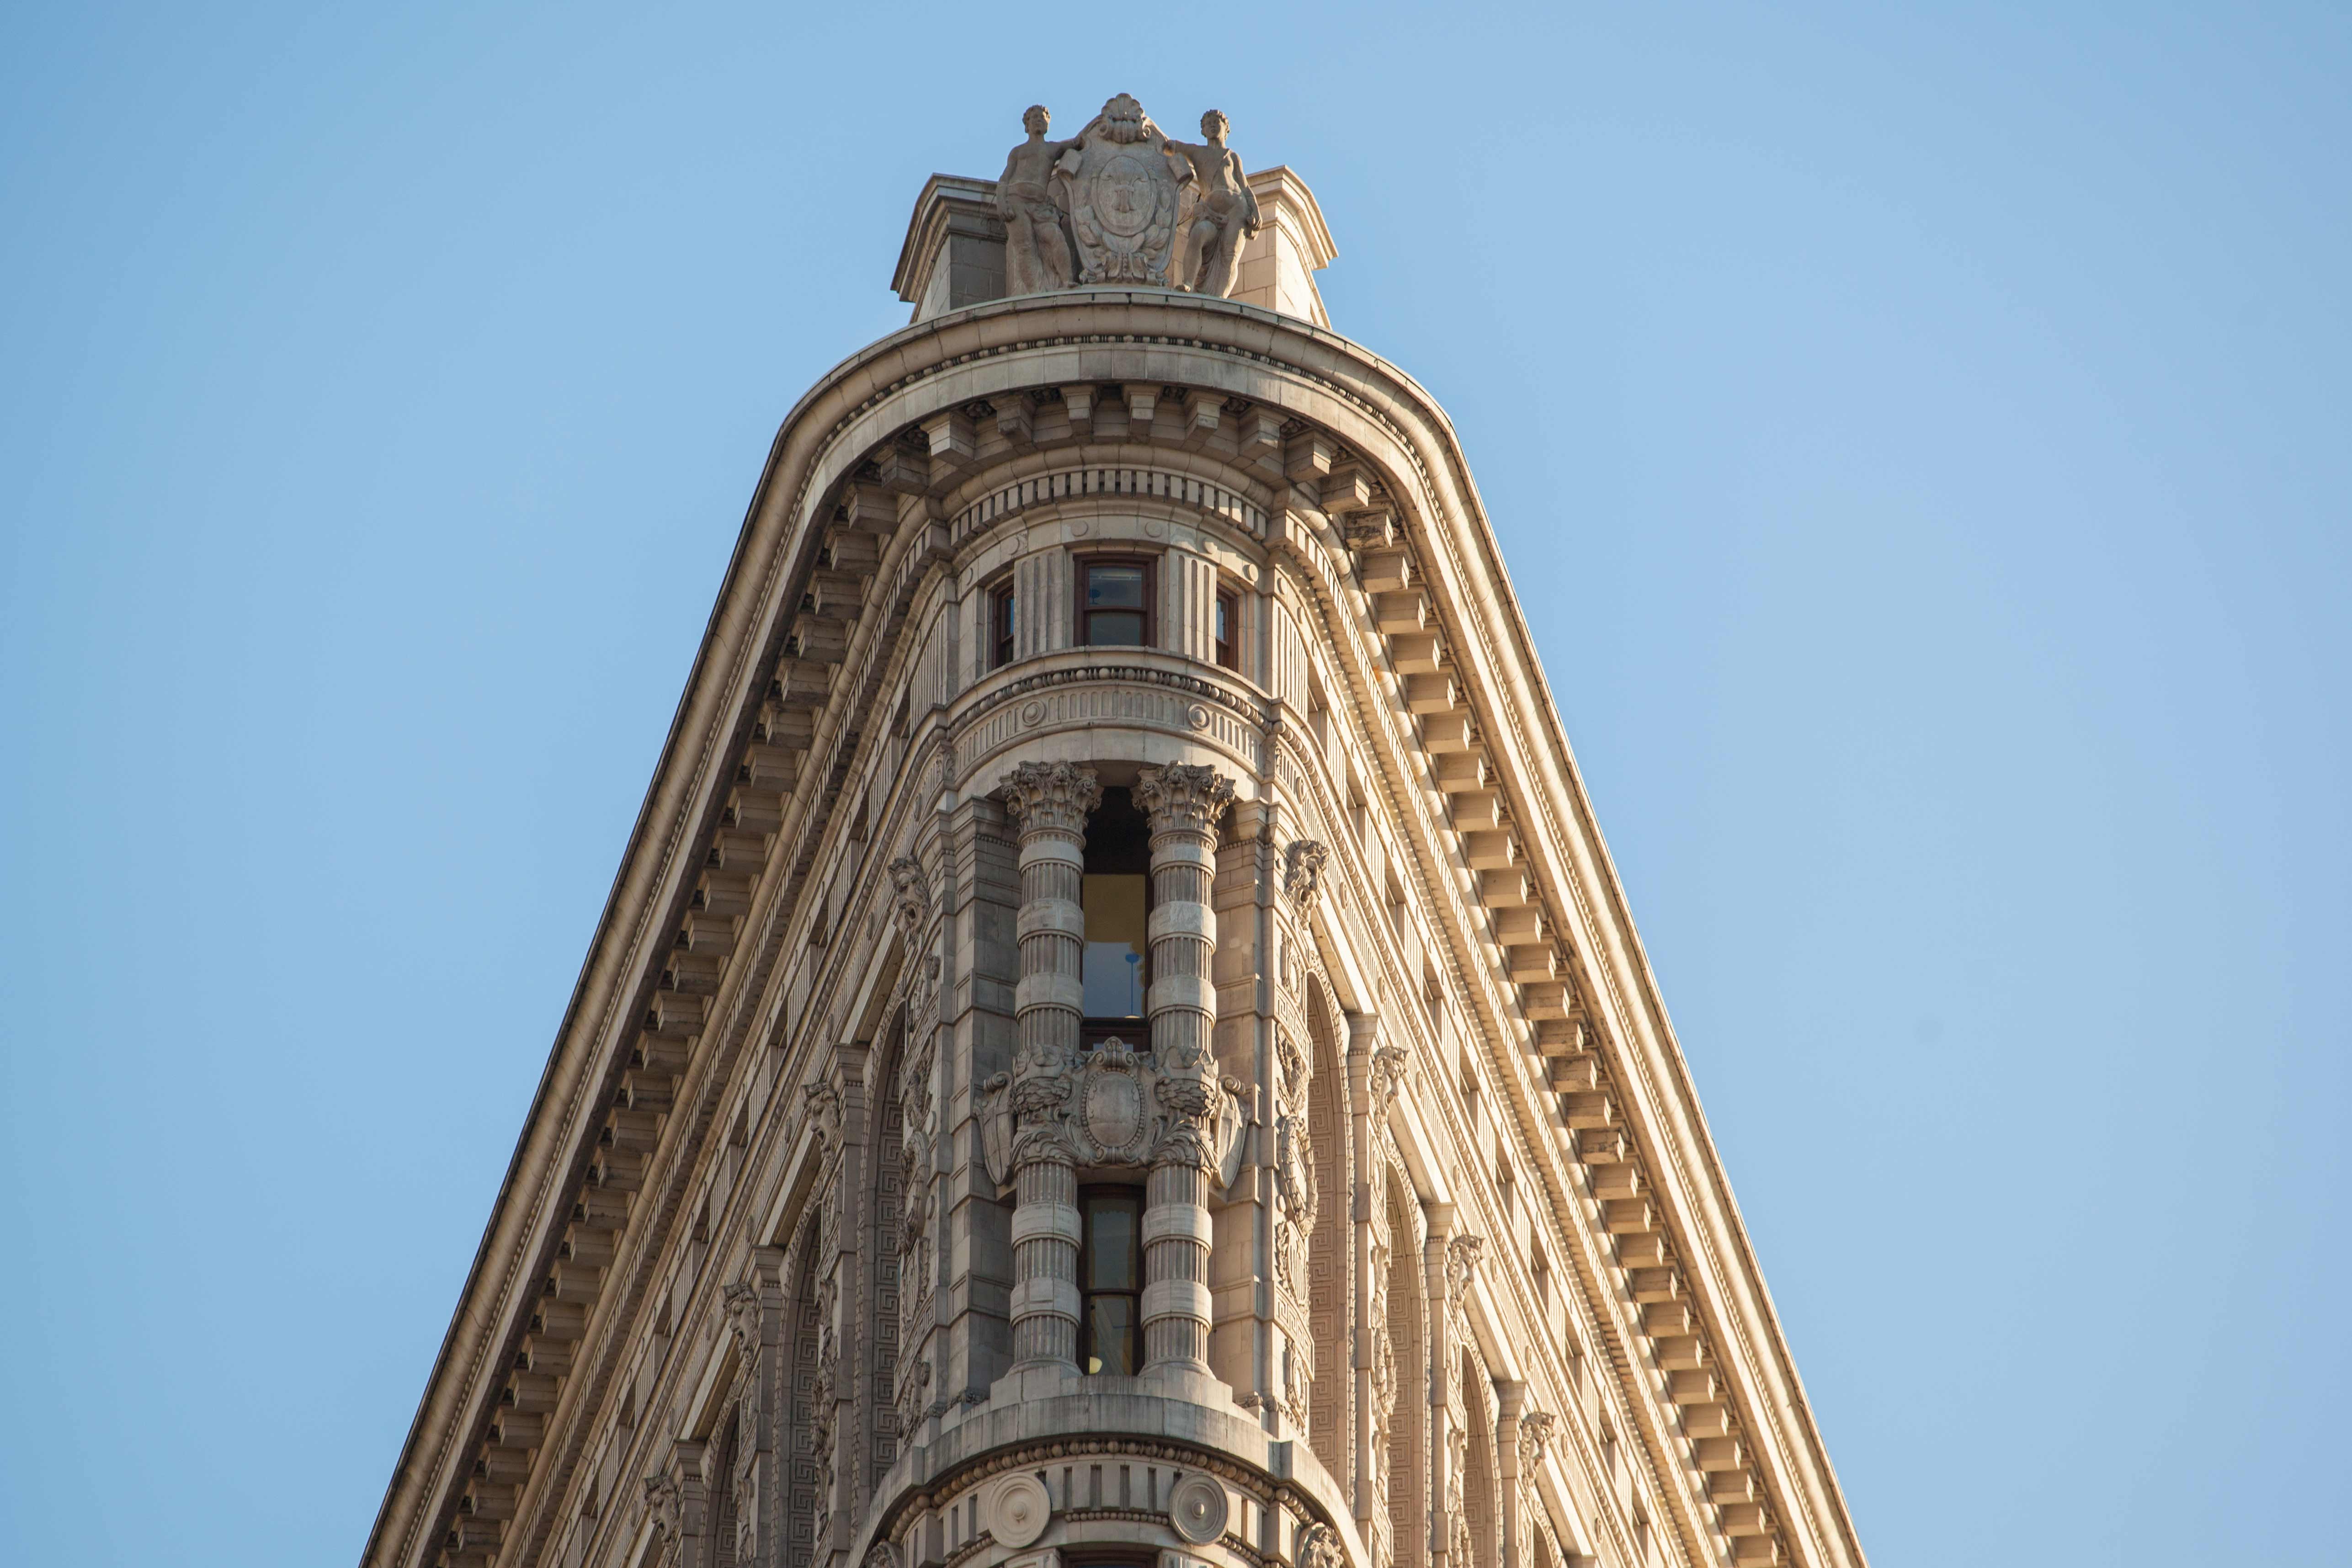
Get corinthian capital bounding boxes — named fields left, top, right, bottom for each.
left=1000, top=761, right=1101, bottom=835
left=1135, top=762, right=1235, bottom=837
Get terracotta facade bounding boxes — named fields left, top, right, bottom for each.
left=367, top=97, right=1863, bottom=1568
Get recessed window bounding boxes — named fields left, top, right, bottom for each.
left=1082, top=788, right=1151, bottom=1024
left=1214, top=589, right=1240, bottom=670
left=1079, top=1187, right=1143, bottom=1374
left=1080, top=558, right=1152, bottom=647
left=990, top=583, right=1016, bottom=670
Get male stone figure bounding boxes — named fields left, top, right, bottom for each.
left=1166, top=110, right=1261, bottom=298
left=997, top=105, right=1075, bottom=296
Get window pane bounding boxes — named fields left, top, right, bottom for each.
left=1084, top=1294, right=1138, bottom=1375
left=1081, top=873, right=1148, bottom=1016
left=1084, top=1195, right=1140, bottom=1289
left=1086, top=564, right=1146, bottom=609
left=1086, top=609, right=1145, bottom=646
left=1215, top=596, right=1228, bottom=643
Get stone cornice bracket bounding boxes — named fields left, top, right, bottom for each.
left=1283, top=838, right=1329, bottom=909
left=998, top=760, right=1102, bottom=837
left=1446, top=1233, right=1485, bottom=1309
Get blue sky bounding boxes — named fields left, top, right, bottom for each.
left=2, top=4, right=2345, bottom=1565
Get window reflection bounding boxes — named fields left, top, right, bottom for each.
left=1083, top=561, right=1150, bottom=647
left=1081, top=787, right=1151, bottom=1023
left=1082, top=873, right=1147, bottom=1017
left=1080, top=1188, right=1143, bottom=1374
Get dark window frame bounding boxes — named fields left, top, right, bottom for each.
left=1075, top=554, right=1157, bottom=650
left=988, top=579, right=1016, bottom=670
left=1080, top=788, right=1153, bottom=1037
left=1077, top=1185, right=1145, bottom=1376
left=1213, top=586, right=1240, bottom=670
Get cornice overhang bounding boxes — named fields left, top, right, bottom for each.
left=365, top=286, right=1862, bottom=1568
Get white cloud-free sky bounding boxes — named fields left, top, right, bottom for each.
left=3, top=5, right=2345, bottom=1565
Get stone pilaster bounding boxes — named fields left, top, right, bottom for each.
left=1135, top=761, right=1236, bottom=1372
left=1496, top=1379, right=1527, bottom=1568
left=999, top=761, right=1098, bottom=1369
left=941, top=791, right=1016, bottom=1409
left=1347, top=1011, right=1383, bottom=1528
left=1421, top=1201, right=1456, bottom=1568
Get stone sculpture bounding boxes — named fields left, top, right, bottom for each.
left=996, top=105, right=1076, bottom=296
left=1166, top=110, right=1261, bottom=297
left=993, top=95, right=1258, bottom=298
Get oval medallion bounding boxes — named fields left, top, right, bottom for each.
left=1095, top=153, right=1156, bottom=239
left=1085, top=1068, right=1144, bottom=1155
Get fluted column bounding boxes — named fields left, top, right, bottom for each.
left=1000, top=761, right=1099, bottom=1370
left=1135, top=761, right=1236, bottom=1372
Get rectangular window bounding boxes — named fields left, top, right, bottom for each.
left=1079, top=1188, right=1144, bottom=1375
left=1081, top=787, right=1152, bottom=1024
left=1080, top=558, right=1152, bottom=647
left=1214, top=589, right=1240, bottom=670
left=990, top=583, right=1016, bottom=670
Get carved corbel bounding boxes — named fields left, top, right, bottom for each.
left=1369, top=1044, right=1412, bottom=1116
left=721, top=1280, right=761, bottom=1366
left=1446, top=1233, right=1485, bottom=1310
left=887, top=855, right=929, bottom=941
left=1517, top=1408, right=1557, bottom=1471
left=643, top=1473, right=682, bottom=1545
left=803, top=1080, right=844, bottom=1155
left=1283, top=839, right=1329, bottom=909
left=1297, top=1522, right=1345, bottom=1568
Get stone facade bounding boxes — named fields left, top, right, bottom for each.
left=367, top=96, right=1863, bottom=1568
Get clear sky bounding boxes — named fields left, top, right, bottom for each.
left=2, top=4, right=2345, bottom=1565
